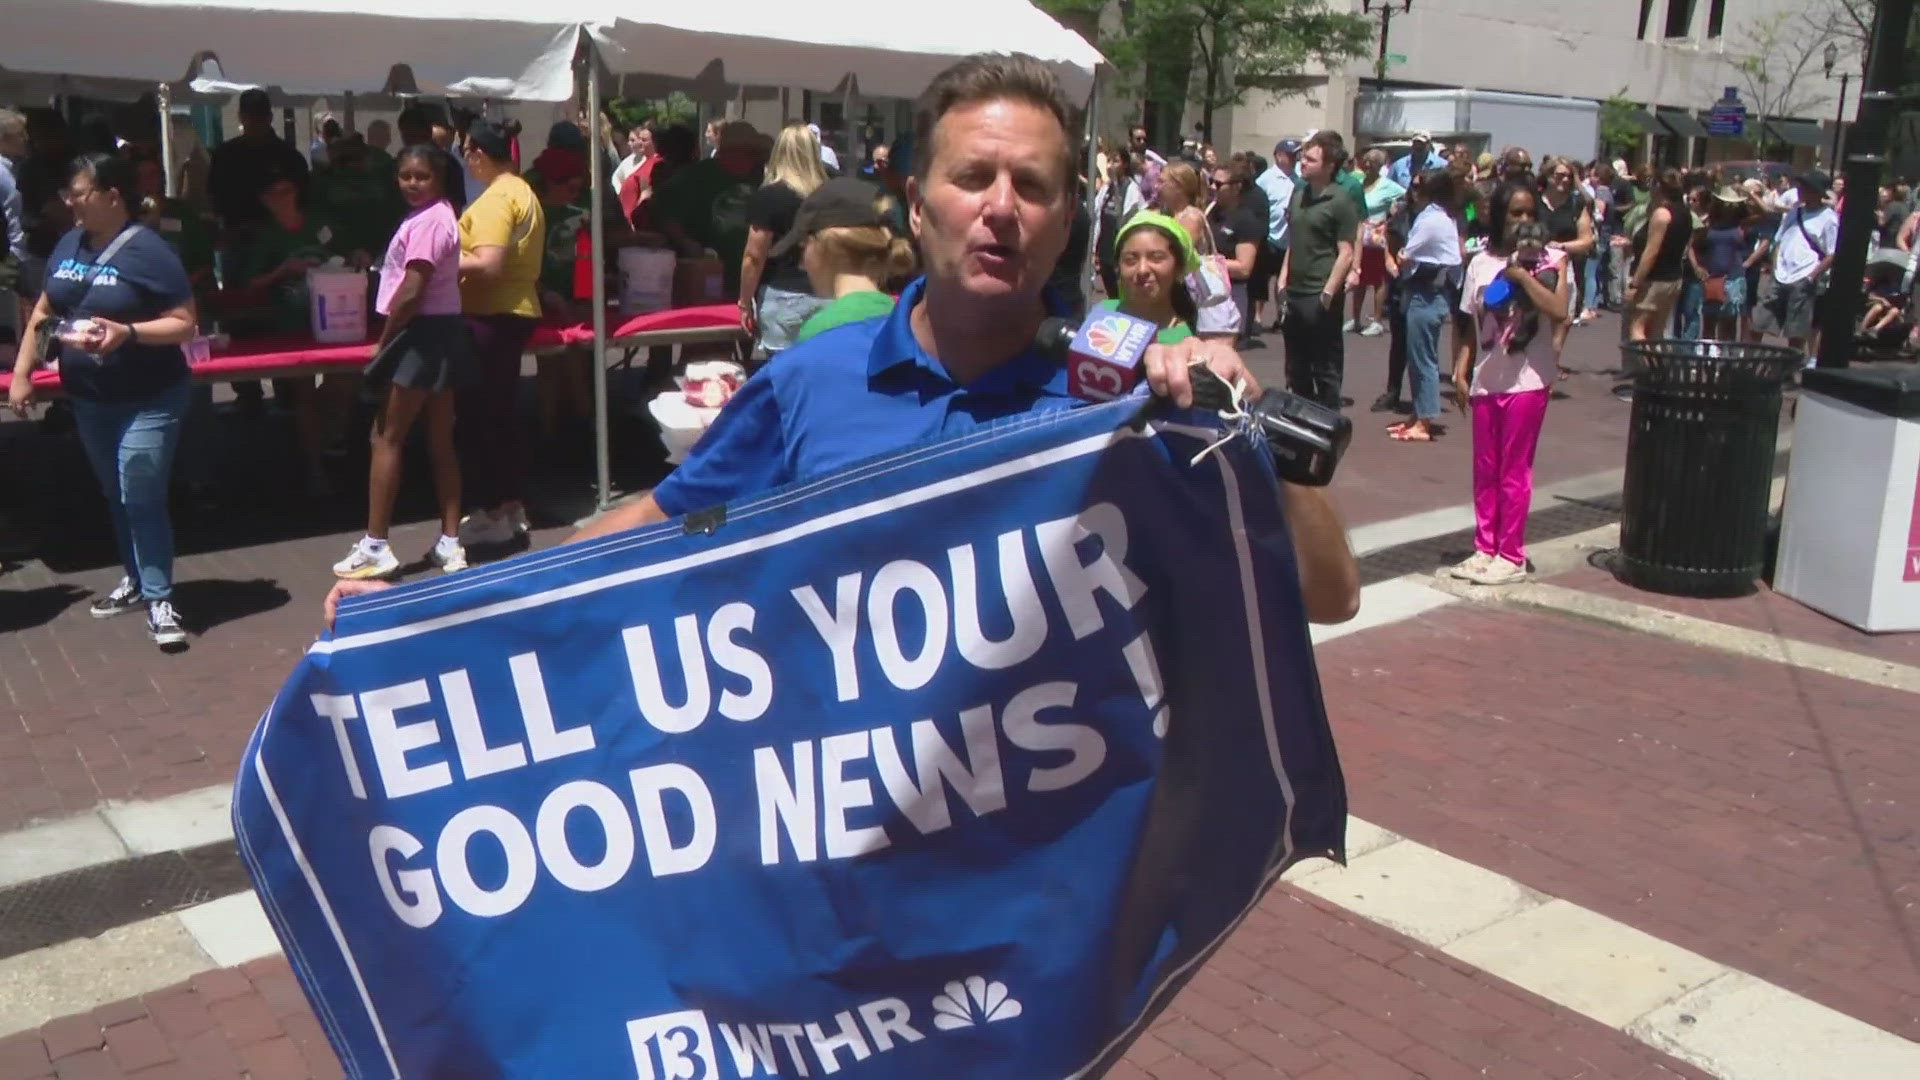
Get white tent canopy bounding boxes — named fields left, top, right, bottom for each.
left=588, top=0, right=1103, bottom=101
left=0, top=0, right=582, bottom=100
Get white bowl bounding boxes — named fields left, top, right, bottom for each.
left=647, top=391, right=723, bottom=464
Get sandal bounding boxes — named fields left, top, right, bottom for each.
left=1389, top=424, right=1434, bottom=442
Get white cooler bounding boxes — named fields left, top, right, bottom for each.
left=1774, top=366, right=1920, bottom=632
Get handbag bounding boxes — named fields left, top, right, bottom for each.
left=1184, top=206, right=1243, bottom=335
left=33, top=225, right=146, bottom=365
left=1185, top=207, right=1233, bottom=309
left=1703, top=276, right=1728, bottom=304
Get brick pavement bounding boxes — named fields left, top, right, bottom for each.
left=0, top=884, right=1707, bottom=1080
left=1316, top=601, right=1920, bottom=1043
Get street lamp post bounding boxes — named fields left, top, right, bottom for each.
left=1823, top=41, right=1850, bottom=169
left=1361, top=0, right=1412, bottom=86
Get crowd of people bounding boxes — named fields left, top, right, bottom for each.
left=1091, top=127, right=1919, bottom=586
left=0, top=87, right=935, bottom=650
left=3, top=75, right=1915, bottom=648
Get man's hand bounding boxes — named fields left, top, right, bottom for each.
left=1142, top=339, right=1261, bottom=408
left=324, top=579, right=394, bottom=629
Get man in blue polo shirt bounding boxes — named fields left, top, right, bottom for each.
left=329, top=54, right=1360, bottom=626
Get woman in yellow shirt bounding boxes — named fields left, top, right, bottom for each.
left=453, top=120, right=545, bottom=548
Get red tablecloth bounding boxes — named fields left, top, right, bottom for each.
left=0, top=305, right=741, bottom=394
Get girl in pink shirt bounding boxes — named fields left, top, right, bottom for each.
left=1450, top=181, right=1570, bottom=585
left=334, top=145, right=469, bottom=581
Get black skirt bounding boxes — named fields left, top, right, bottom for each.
left=364, top=314, right=470, bottom=393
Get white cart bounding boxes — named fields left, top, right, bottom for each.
left=1775, top=366, right=1920, bottom=632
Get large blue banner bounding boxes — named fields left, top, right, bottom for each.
left=234, top=399, right=1346, bottom=1079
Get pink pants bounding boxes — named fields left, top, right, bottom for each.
left=1471, top=389, right=1550, bottom=564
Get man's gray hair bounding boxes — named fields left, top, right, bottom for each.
left=0, top=107, right=26, bottom=141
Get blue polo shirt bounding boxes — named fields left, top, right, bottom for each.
left=652, top=277, right=1079, bottom=516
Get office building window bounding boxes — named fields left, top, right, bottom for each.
left=1665, top=0, right=1697, bottom=38
left=1706, top=0, right=1726, bottom=37
left=1638, top=0, right=1656, bottom=39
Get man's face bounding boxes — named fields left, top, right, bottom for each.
left=873, top=145, right=891, bottom=171
left=908, top=97, right=1071, bottom=304
left=1411, top=139, right=1429, bottom=160
left=431, top=124, right=455, bottom=150
left=0, top=122, right=24, bottom=159
left=1299, top=144, right=1330, bottom=184
left=1130, top=127, right=1147, bottom=150
left=629, top=127, right=652, bottom=158
left=1273, top=150, right=1294, bottom=174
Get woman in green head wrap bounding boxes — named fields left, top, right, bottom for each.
left=1095, top=210, right=1200, bottom=344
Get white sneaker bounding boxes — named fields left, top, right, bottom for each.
left=1472, top=557, right=1529, bottom=585
left=459, top=510, right=517, bottom=546
left=1342, top=318, right=1360, bottom=333
left=508, top=506, right=531, bottom=536
left=1448, top=551, right=1495, bottom=580
left=333, top=538, right=400, bottom=580
left=1359, top=320, right=1385, bottom=337
left=428, top=536, right=468, bottom=573
left=147, top=600, right=187, bottom=648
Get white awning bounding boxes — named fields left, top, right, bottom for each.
left=586, top=0, right=1103, bottom=101
left=0, top=0, right=583, bottom=101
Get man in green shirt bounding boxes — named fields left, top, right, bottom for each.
left=1276, top=130, right=1360, bottom=410
left=652, top=120, right=763, bottom=297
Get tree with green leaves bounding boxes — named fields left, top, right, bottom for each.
left=1598, top=90, right=1645, bottom=160
left=1039, top=0, right=1372, bottom=145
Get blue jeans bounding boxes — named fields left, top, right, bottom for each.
left=1582, top=244, right=1602, bottom=311
left=70, top=379, right=189, bottom=601
left=1675, top=276, right=1703, bottom=339
left=1403, top=288, right=1450, bottom=420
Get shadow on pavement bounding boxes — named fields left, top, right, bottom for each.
left=0, top=582, right=90, bottom=633
left=172, top=577, right=291, bottom=633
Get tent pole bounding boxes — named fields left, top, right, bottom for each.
left=587, top=53, right=613, bottom=510
left=157, top=83, right=176, bottom=198
left=1082, top=70, right=1100, bottom=303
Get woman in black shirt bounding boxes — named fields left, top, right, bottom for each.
left=740, top=123, right=829, bottom=361
left=7, top=153, right=197, bottom=648
left=1537, top=160, right=1595, bottom=344
left=1626, top=170, right=1692, bottom=342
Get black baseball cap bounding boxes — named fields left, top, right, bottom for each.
left=771, top=177, right=890, bottom=257
left=1797, top=168, right=1831, bottom=192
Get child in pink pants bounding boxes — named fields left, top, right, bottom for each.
left=1452, top=212, right=1570, bottom=584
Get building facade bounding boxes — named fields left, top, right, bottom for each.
left=1145, top=0, right=1860, bottom=168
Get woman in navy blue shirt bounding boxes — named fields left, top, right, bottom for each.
left=7, top=153, right=198, bottom=649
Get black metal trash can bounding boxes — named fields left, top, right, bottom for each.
left=1616, top=340, right=1803, bottom=598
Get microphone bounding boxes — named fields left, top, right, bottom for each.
left=1037, top=312, right=1157, bottom=402
left=1035, top=312, right=1351, bottom=486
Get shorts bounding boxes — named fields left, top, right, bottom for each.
left=1629, top=279, right=1683, bottom=318
left=1754, top=276, right=1821, bottom=340
left=1357, top=245, right=1389, bottom=288
left=1249, top=240, right=1285, bottom=300
left=1702, top=274, right=1747, bottom=319
left=364, top=314, right=470, bottom=393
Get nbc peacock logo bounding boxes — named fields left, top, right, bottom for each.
left=1083, top=316, right=1130, bottom=359
left=930, top=977, right=1024, bottom=1030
